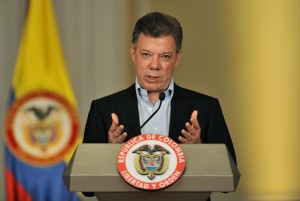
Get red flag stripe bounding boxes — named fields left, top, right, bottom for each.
left=6, top=168, right=32, bottom=201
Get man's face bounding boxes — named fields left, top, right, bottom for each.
left=130, top=33, right=182, bottom=92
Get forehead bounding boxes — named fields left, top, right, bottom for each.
left=135, top=33, right=176, bottom=53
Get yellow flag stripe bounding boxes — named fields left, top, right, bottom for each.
left=12, top=0, right=77, bottom=107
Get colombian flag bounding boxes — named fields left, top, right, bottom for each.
left=4, top=0, right=81, bottom=200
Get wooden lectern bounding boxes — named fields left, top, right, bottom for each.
left=63, top=144, right=240, bottom=201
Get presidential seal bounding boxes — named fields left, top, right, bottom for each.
left=117, top=134, right=185, bottom=190
left=5, top=91, right=79, bottom=166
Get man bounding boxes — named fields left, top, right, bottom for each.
left=83, top=12, right=236, bottom=198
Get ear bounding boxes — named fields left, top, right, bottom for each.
left=174, top=50, right=183, bottom=68
left=130, top=44, right=136, bottom=64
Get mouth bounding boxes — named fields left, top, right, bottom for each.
left=146, top=75, right=160, bottom=82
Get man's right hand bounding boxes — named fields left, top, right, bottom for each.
left=108, top=113, right=127, bottom=143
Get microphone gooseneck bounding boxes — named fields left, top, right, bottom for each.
left=139, top=92, right=165, bottom=130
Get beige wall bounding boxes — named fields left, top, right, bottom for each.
left=1, top=0, right=299, bottom=200
left=153, top=1, right=300, bottom=200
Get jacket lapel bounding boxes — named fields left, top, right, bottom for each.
left=169, top=84, right=191, bottom=142
left=117, top=84, right=141, bottom=140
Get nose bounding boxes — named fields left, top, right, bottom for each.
left=149, top=56, right=160, bottom=70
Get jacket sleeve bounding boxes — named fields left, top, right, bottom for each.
left=81, top=100, right=109, bottom=197
left=83, top=100, right=109, bottom=143
left=206, top=99, right=237, bottom=163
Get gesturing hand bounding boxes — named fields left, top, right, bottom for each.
left=178, top=110, right=201, bottom=144
left=108, top=113, right=127, bottom=143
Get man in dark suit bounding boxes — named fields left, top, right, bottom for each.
left=82, top=12, right=236, bottom=199
left=83, top=83, right=236, bottom=162
left=83, top=11, right=236, bottom=161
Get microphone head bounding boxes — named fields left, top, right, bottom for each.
left=159, top=92, right=165, bottom=101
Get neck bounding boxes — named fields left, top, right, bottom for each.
left=147, top=91, right=160, bottom=105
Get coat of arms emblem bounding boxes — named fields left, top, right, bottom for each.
left=133, top=144, right=170, bottom=180
left=117, top=134, right=185, bottom=190
left=5, top=91, right=79, bottom=166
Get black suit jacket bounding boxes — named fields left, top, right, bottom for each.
left=83, top=83, right=236, bottom=163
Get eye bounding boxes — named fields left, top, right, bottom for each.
left=161, top=54, right=171, bottom=61
left=141, top=52, right=151, bottom=59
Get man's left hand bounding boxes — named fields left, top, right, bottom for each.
left=178, top=110, right=201, bottom=144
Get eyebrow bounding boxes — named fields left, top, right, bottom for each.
left=141, top=49, right=151, bottom=52
left=141, top=49, right=172, bottom=55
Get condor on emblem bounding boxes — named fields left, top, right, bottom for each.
left=117, top=134, right=185, bottom=190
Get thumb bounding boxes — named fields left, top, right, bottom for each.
left=111, top=113, right=119, bottom=129
left=190, top=110, right=200, bottom=128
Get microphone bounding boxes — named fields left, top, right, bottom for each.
left=139, top=92, right=165, bottom=130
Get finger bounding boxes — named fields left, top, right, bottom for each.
left=110, top=113, right=125, bottom=137
left=189, top=110, right=201, bottom=143
left=185, top=122, right=195, bottom=134
left=181, top=129, right=194, bottom=141
left=110, top=113, right=119, bottom=131
left=115, top=125, right=124, bottom=136
left=178, top=136, right=190, bottom=144
left=190, top=110, right=200, bottom=130
left=109, top=129, right=126, bottom=143
left=117, top=132, right=127, bottom=143
left=109, top=113, right=126, bottom=143
left=181, top=129, right=190, bottom=138
left=184, top=122, right=198, bottom=142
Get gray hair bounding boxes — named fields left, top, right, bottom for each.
left=132, top=12, right=183, bottom=53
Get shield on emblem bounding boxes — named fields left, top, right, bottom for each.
left=133, top=145, right=170, bottom=180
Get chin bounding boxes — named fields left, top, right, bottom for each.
left=142, top=82, right=166, bottom=92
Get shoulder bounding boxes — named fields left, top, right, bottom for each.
left=91, top=84, right=136, bottom=106
left=173, top=84, right=224, bottom=118
left=173, top=84, right=218, bottom=104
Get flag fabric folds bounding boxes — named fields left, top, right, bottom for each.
left=4, top=0, right=81, bottom=200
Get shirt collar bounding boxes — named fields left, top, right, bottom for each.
left=135, top=78, right=174, bottom=100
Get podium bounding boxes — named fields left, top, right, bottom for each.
left=63, top=144, right=240, bottom=201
